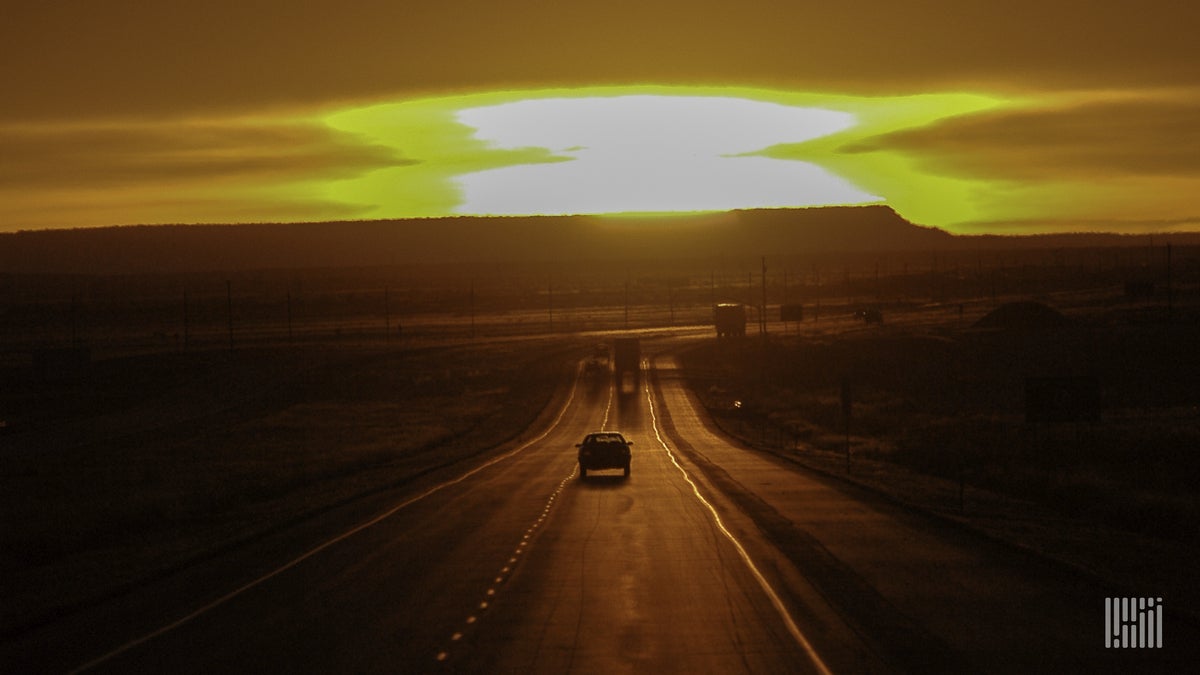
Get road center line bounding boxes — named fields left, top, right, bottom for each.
left=435, top=461, right=579, bottom=664
left=644, top=359, right=834, bottom=675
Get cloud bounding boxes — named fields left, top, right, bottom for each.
left=844, top=93, right=1200, bottom=181
left=0, top=121, right=406, bottom=190
left=0, top=120, right=410, bottom=228
left=3, top=0, right=1198, bottom=234
left=2, top=2, right=1198, bottom=122
left=0, top=193, right=378, bottom=230
left=452, top=95, right=879, bottom=214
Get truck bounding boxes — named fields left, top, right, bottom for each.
left=612, top=337, right=640, bottom=385
left=714, top=303, right=747, bottom=338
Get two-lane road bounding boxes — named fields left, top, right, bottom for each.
left=61, top=360, right=855, bottom=674
left=457, top=378, right=858, bottom=674
left=9, top=344, right=1195, bottom=673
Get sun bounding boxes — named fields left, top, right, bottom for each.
left=451, top=95, right=880, bottom=215
left=321, top=85, right=1005, bottom=226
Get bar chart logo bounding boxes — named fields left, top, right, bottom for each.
left=1105, top=597, right=1162, bottom=648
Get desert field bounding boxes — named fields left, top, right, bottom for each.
left=684, top=293, right=1200, bottom=538
left=678, top=259, right=1200, bottom=612
left=2, top=242, right=1197, bottom=642
left=0, top=331, right=584, bottom=639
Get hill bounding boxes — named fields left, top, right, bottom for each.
left=1, top=206, right=1197, bottom=275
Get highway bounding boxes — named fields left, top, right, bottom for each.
left=8, top=340, right=1196, bottom=673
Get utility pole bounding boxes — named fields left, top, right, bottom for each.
left=1167, top=243, right=1174, bottom=319
left=183, top=291, right=189, bottom=351
left=760, top=256, right=768, bottom=336
left=841, top=376, right=852, bottom=473
left=814, top=264, right=821, bottom=325
left=70, top=294, right=78, bottom=348
left=624, top=278, right=630, bottom=330
left=226, top=280, right=234, bottom=352
left=668, top=279, right=675, bottom=326
left=548, top=276, right=554, bottom=333
left=384, top=286, right=391, bottom=342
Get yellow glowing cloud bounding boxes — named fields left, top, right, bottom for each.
left=321, top=86, right=1007, bottom=227
left=3, top=86, right=1034, bottom=231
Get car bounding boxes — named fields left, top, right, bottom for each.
left=854, top=307, right=884, bottom=324
left=576, top=431, right=633, bottom=478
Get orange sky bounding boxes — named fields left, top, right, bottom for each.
left=2, top=1, right=1198, bottom=233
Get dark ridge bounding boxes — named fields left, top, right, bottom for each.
left=972, top=301, right=1071, bottom=331
left=2, top=205, right=1198, bottom=275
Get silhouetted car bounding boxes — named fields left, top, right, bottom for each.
left=854, top=307, right=884, bottom=324
left=576, top=431, right=633, bottom=478
left=584, top=356, right=607, bottom=375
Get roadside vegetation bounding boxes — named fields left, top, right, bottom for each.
left=679, top=298, right=1200, bottom=544
left=0, top=338, right=576, bottom=638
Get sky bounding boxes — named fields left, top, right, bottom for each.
left=2, top=1, right=1198, bottom=234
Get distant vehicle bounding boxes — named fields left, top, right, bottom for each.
left=584, top=357, right=607, bottom=375
left=714, top=303, right=746, bottom=338
left=612, top=337, right=640, bottom=383
left=584, top=342, right=609, bottom=375
left=855, top=307, right=883, bottom=324
left=576, top=431, right=633, bottom=478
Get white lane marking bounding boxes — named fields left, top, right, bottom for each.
left=70, top=361, right=587, bottom=674
left=601, top=373, right=615, bottom=430
left=644, top=363, right=835, bottom=675
left=436, top=461, right=578, bottom=664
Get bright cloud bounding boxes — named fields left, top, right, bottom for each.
left=453, top=96, right=881, bottom=214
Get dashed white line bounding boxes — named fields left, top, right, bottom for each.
left=434, top=462, right=579, bottom=664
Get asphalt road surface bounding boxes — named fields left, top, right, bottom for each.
left=7, top=346, right=1196, bottom=673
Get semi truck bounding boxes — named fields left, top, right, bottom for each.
left=612, top=337, right=640, bottom=386
left=714, top=303, right=747, bottom=338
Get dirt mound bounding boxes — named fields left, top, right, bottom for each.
left=973, top=301, right=1070, bottom=330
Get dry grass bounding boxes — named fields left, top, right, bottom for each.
left=0, top=338, right=577, bottom=636
left=680, top=298, right=1200, bottom=543
left=679, top=295, right=1200, bottom=612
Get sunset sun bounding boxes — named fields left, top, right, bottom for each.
left=321, top=86, right=1005, bottom=227
left=451, top=95, right=878, bottom=215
